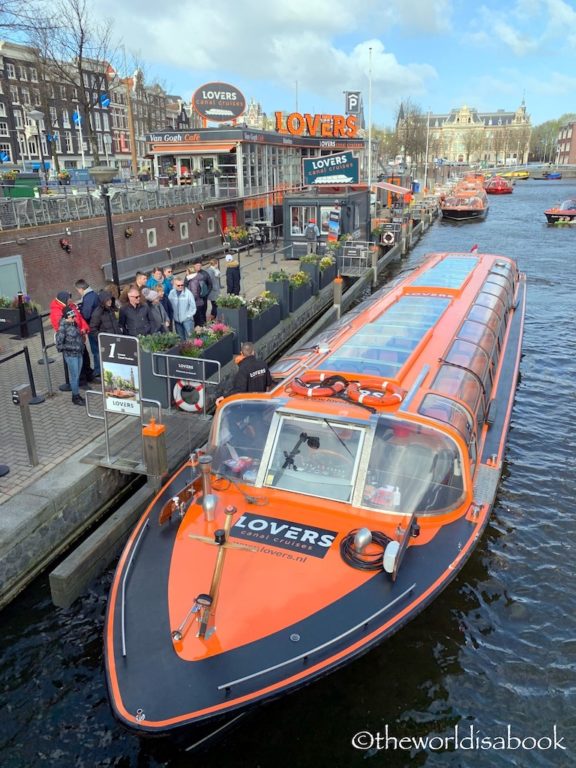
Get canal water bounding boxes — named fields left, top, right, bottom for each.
left=2, top=179, right=575, bottom=767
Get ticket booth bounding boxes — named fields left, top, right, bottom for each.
left=283, top=187, right=370, bottom=259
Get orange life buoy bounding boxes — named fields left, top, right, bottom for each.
left=346, top=381, right=404, bottom=407
left=290, top=372, right=348, bottom=398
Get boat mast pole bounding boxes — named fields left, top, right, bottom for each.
left=198, top=505, right=236, bottom=638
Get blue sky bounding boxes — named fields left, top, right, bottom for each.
left=91, top=0, right=576, bottom=128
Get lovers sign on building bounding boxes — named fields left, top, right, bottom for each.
left=302, top=151, right=359, bottom=185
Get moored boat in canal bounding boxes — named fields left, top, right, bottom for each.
left=484, top=175, right=514, bottom=195
left=104, top=250, right=526, bottom=741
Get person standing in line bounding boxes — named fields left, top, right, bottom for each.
left=168, top=278, right=196, bottom=340
left=144, top=289, right=170, bottom=333
left=187, top=257, right=212, bottom=326
left=206, top=258, right=222, bottom=320
left=90, top=290, right=120, bottom=336
left=230, top=342, right=272, bottom=394
left=55, top=307, right=86, bottom=406
left=119, top=271, right=148, bottom=304
left=304, top=219, right=320, bottom=254
left=155, top=283, right=173, bottom=330
left=162, top=265, right=175, bottom=295
left=145, top=267, right=164, bottom=290
left=225, top=254, right=241, bottom=296
left=119, top=285, right=153, bottom=336
left=75, top=278, right=101, bottom=379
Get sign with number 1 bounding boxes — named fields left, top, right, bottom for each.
left=98, top=334, right=141, bottom=416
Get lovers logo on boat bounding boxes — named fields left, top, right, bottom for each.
left=232, top=513, right=337, bottom=558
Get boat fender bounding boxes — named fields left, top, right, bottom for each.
left=346, top=381, right=405, bottom=407
left=383, top=540, right=400, bottom=574
left=290, top=372, right=348, bottom=398
left=173, top=380, right=204, bottom=412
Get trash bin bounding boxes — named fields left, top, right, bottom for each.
left=411, top=181, right=420, bottom=194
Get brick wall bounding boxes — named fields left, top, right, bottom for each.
left=0, top=201, right=239, bottom=310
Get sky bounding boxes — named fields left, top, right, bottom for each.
left=88, top=0, right=576, bottom=128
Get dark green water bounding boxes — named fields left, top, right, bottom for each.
left=2, top=179, right=575, bottom=767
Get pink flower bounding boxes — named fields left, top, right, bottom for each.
left=193, top=338, right=204, bottom=348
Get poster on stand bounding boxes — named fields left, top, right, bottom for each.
left=99, top=334, right=141, bottom=416
left=327, top=208, right=341, bottom=243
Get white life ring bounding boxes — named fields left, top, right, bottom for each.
left=382, top=231, right=395, bottom=245
left=173, top=379, right=204, bottom=412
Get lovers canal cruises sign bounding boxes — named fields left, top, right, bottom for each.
left=192, top=81, right=246, bottom=122
left=99, top=334, right=141, bottom=416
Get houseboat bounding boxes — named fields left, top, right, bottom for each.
left=104, top=250, right=526, bottom=741
left=440, top=180, right=489, bottom=221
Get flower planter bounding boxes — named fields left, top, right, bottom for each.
left=320, top=263, right=337, bottom=288
left=289, top=283, right=313, bottom=313
left=247, top=303, right=281, bottom=342
left=192, top=333, right=235, bottom=368
left=301, top=262, right=320, bottom=295
left=218, top=305, right=248, bottom=353
left=0, top=308, right=42, bottom=337
left=265, top=280, right=290, bottom=320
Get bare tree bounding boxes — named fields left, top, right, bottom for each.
left=0, top=0, right=53, bottom=32
left=395, top=99, right=425, bottom=168
left=463, top=129, right=484, bottom=163
left=27, top=0, right=116, bottom=164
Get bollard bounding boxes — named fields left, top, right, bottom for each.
left=11, top=384, right=39, bottom=466
left=333, top=275, right=343, bottom=320
left=370, top=247, right=379, bottom=287
left=142, top=417, right=168, bottom=482
left=37, top=320, right=55, bottom=366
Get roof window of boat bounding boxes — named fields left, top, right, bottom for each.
left=263, top=414, right=365, bottom=503
left=316, top=294, right=450, bottom=379
left=210, top=399, right=280, bottom=484
left=360, top=415, right=465, bottom=515
left=409, top=255, right=478, bottom=291
left=560, top=199, right=576, bottom=211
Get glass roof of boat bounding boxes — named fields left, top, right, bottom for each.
left=317, top=294, right=450, bottom=379
left=410, top=256, right=478, bottom=290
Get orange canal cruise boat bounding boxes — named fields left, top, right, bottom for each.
left=440, top=179, right=489, bottom=221
left=105, top=250, right=526, bottom=741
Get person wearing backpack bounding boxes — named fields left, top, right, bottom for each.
left=187, top=257, right=212, bottom=326
left=304, top=219, right=320, bottom=254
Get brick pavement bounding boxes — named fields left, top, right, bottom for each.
left=0, top=245, right=300, bottom=506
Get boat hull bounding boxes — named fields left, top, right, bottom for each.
left=440, top=207, right=488, bottom=220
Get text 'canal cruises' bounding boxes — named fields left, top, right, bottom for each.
left=104, top=249, right=526, bottom=740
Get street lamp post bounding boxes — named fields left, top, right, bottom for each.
left=89, top=165, right=120, bottom=290
left=28, top=109, right=48, bottom=193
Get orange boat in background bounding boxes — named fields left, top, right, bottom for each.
left=484, top=175, right=514, bottom=195
left=440, top=179, right=489, bottom=220
left=105, top=250, right=526, bottom=742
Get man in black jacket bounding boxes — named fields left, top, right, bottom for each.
left=119, top=286, right=153, bottom=336
left=231, top=342, right=272, bottom=394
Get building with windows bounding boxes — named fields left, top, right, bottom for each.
left=556, top=121, right=576, bottom=165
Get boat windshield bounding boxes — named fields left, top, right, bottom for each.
left=560, top=199, right=576, bottom=211
left=209, top=399, right=280, bottom=484
left=361, top=416, right=465, bottom=515
left=264, top=414, right=364, bottom=503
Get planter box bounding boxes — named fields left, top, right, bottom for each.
left=247, top=303, right=281, bottom=342
left=219, top=306, right=248, bottom=353
left=0, top=308, right=42, bottom=337
left=195, top=333, right=235, bottom=368
left=320, top=263, right=337, bottom=289
left=265, top=280, right=290, bottom=320
left=301, top=262, right=320, bottom=295
left=289, top=282, right=313, bottom=313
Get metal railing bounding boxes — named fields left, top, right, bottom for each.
left=0, top=182, right=246, bottom=231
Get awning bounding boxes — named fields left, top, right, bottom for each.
left=373, top=181, right=412, bottom=194
left=150, top=142, right=236, bottom=154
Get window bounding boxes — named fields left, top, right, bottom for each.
left=30, top=68, right=38, bottom=82
left=53, top=133, right=62, bottom=153
left=62, top=110, right=70, bottom=128
left=50, top=106, right=58, bottom=125
left=0, top=103, right=6, bottom=117
left=179, top=222, right=188, bottom=240
left=64, top=131, right=72, bottom=152
left=146, top=228, right=157, bottom=247
left=21, top=88, right=31, bottom=105
left=6, top=63, right=16, bottom=79
left=93, top=111, right=101, bottom=131
left=13, top=111, right=23, bottom=128
left=207, top=217, right=215, bottom=234
left=0, top=142, right=11, bottom=161
left=18, top=66, right=28, bottom=81
left=97, top=133, right=103, bottom=153
left=102, top=112, right=109, bottom=131
left=60, top=85, right=67, bottom=99
left=0, top=121, right=8, bottom=137
left=10, top=86, right=19, bottom=103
